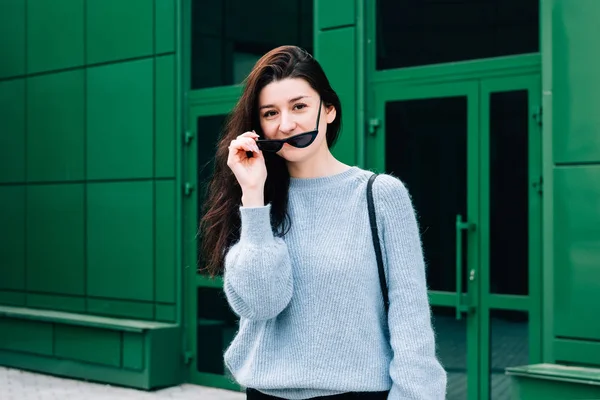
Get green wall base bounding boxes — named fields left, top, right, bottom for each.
left=508, top=363, right=600, bottom=400
left=0, top=306, right=183, bottom=390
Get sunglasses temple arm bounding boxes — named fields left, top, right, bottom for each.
left=314, top=99, right=322, bottom=131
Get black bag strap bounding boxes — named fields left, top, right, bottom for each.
left=367, top=173, right=390, bottom=314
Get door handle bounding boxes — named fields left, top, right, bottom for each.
left=455, top=214, right=475, bottom=320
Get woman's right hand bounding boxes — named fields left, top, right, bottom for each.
left=227, top=131, right=267, bottom=205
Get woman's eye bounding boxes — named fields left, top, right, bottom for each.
left=263, top=110, right=277, bottom=118
left=293, top=103, right=307, bottom=111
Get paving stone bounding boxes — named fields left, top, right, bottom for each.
left=0, top=367, right=245, bottom=400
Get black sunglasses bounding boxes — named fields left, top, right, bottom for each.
left=255, top=99, right=323, bottom=153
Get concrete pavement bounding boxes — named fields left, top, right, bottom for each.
left=0, top=367, right=245, bottom=400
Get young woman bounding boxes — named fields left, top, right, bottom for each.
left=200, top=45, right=447, bottom=399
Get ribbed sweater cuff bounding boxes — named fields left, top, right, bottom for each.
left=239, top=204, right=273, bottom=245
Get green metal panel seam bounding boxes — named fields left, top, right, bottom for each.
left=541, top=0, right=555, bottom=363
left=355, top=0, right=365, bottom=168
left=153, top=0, right=158, bottom=320
left=83, top=0, right=89, bottom=313
left=176, top=0, right=185, bottom=345
left=179, top=0, right=192, bottom=380
left=24, top=0, right=29, bottom=303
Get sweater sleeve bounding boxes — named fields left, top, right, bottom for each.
left=223, top=204, right=294, bottom=321
left=373, top=175, right=447, bottom=400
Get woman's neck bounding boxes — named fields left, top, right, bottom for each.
left=286, top=150, right=349, bottom=179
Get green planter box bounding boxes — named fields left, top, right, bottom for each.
left=507, top=363, right=600, bottom=400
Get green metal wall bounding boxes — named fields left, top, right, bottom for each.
left=0, top=0, right=182, bottom=389
left=543, top=0, right=600, bottom=366
left=0, top=0, right=178, bottom=322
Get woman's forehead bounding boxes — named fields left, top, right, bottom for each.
left=259, top=78, right=317, bottom=106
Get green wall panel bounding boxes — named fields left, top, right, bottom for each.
left=0, top=291, right=26, bottom=306
left=155, top=181, right=176, bottom=304
left=155, top=0, right=176, bottom=54
left=552, top=0, right=600, bottom=164
left=155, top=304, right=176, bottom=322
left=26, top=294, right=85, bottom=313
left=317, top=0, right=355, bottom=29
left=554, top=166, right=600, bottom=340
left=27, top=70, right=85, bottom=182
left=87, top=298, right=154, bottom=320
left=0, top=79, right=25, bottom=183
left=155, top=55, right=176, bottom=178
left=123, top=332, right=145, bottom=370
left=87, top=59, right=154, bottom=180
left=554, top=339, right=600, bottom=367
left=0, top=319, right=52, bottom=355
left=86, top=0, right=154, bottom=64
left=316, top=27, right=356, bottom=165
left=26, top=184, right=85, bottom=295
left=27, top=0, right=84, bottom=74
left=0, top=0, right=25, bottom=79
left=87, top=181, right=154, bottom=301
left=0, top=186, right=25, bottom=291
left=54, top=325, right=121, bottom=367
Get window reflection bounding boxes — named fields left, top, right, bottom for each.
left=191, top=0, right=313, bottom=89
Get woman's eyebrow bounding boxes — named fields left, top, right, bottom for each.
left=259, top=95, right=310, bottom=110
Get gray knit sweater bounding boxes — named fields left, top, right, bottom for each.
left=223, top=166, right=447, bottom=399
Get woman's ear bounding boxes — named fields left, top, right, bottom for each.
left=325, top=105, right=337, bottom=124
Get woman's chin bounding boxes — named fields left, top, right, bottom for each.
left=277, top=147, right=311, bottom=163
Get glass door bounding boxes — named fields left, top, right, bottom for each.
left=370, top=81, right=481, bottom=400
left=369, top=74, right=542, bottom=399
left=479, top=75, right=542, bottom=400
left=183, top=90, right=242, bottom=391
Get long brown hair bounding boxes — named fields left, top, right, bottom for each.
left=199, top=45, right=343, bottom=277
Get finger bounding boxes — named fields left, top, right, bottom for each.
left=239, top=137, right=260, bottom=152
left=229, top=139, right=258, bottom=154
left=238, top=131, right=260, bottom=140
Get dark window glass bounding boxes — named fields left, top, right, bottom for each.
left=191, top=0, right=313, bottom=89
left=196, top=115, right=227, bottom=272
left=196, top=287, right=238, bottom=374
left=376, top=0, right=539, bottom=70
left=385, top=97, right=468, bottom=293
left=489, top=90, right=529, bottom=295
left=195, top=116, right=238, bottom=376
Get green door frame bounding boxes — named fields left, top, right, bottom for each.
left=478, top=74, right=542, bottom=399
left=183, top=87, right=243, bottom=390
left=367, top=63, right=542, bottom=399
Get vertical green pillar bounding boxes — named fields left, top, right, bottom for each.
left=546, top=0, right=600, bottom=365
left=314, top=0, right=365, bottom=167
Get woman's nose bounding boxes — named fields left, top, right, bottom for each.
left=279, top=112, right=297, bottom=134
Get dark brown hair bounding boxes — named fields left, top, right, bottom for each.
left=199, top=45, right=343, bottom=276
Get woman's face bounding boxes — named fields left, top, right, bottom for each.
left=258, top=77, right=336, bottom=163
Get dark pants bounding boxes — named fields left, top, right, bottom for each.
left=246, top=388, right=389, bottom=400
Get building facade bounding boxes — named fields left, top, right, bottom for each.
left=0, top=1, right=599, bottom=399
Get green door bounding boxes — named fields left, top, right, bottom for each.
left=183, top=89, right=242, bottom=391
left=369, top=74, right=541, bottom=400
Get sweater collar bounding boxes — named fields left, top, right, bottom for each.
left=289, top=166, right=361, bottom=190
